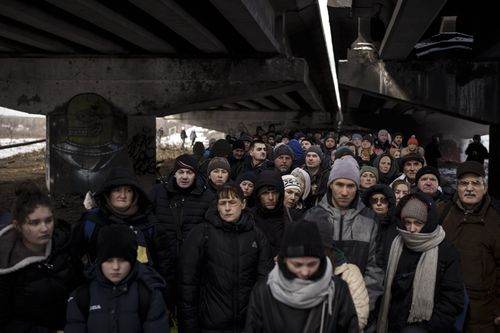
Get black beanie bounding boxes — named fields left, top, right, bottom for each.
left=415, top=166, right=441, bottom=184
left=278, top=221, right=326, bottom=280
left=232, top=140, right=246, bottom=151
left=173, top=154, right=198, bottom=174
left=279, top=221, right=325, bottom=259
left=97, top=225, right=138, bottom=265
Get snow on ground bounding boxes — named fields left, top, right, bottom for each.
left=0, top=138, right=45, bottom=159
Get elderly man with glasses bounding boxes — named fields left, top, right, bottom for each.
left=439, top=161, right=500, bottom=333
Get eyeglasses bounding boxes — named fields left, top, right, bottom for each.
left=457, top=180, right=484, bottom=188
left=369, top=197, right=388, bottom=205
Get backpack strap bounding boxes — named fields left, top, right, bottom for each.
left=74, top=283, right=91, bottom=319
left=137, top=279, right=152, bottom=323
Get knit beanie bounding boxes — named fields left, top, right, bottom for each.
left=456, top=160, right=485, bottom=178
left=236, top=171, right=257, bottom=185
left=232, top=140, right=246, bottom=151
left=291, top=168, right=311, bottom=200
left=415, top=166, right=441, bottom=184
left=282, top=175, right=301, bottom=192
left=351, top=133, right=362, bottom=141
left=273, top=144, right=295, bottom=160
left=279, top=220, right=324, bottom=259
left=378, top=129, right=389, bottom=136
left=334, top=146, right=355, bottom=160
left=305, top=146, right=323, bottom=160
left=328, top=158, right=360, bottom=187
left=173, top=154, right=198, bottom=173
left=362, top=134, right=374, bottom=145
left=407, top=135, right=418, bottom=145
left=360, top=165, right=379, bottom=182
left=239, top=132, right=253, bottom=143
left=338, top=135, right=350, bottom=146
left=97, top=224, right=137, bottom=265
left=207, top=157, right=231, bottom=176
left=400, top=198, right=428, bottom=222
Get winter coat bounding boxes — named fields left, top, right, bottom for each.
left=65, top=263, right=169, bottom=333
left=303, top=166, right=331, bottom=209
left=150, top=174, right=214, bottom=259
left=0, top=222, right=83, bottom=332
left=251, top=170, right=288, bottom=257
left=178, top=213, right=272, bottom=333
left=244, top=276, right=359, bottom=333
left=439, top=193, right=500, bottom=333
left=335, top=263, right=369, bottom=330
left=465, top=141, right=489, bottom=164
left=362, top=184, right=398, bottom=271
left=386, top=192, right=464, bottom=333
left=71, top=169, right=174, bottom=308
left=302, top=193, right=384, bottom=310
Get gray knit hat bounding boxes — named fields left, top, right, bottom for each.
left=207, top=157, right=231, bottom=176
left=328, top=158, right=360, bottom=187
left=400, top=198, right=428, bottom=222
left=273, top=144, right=295, bottom=160
left=305, top=146, right=324, bottom=160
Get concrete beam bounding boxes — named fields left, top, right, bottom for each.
left=46, top=0, right=175, bottom=53
left=210, top=0, right=280, bottom=52
left=379, top=0, right=447, bottom=60
left=0, top=57, right=317, bottom=116
left=252, top=97, right=280, bottom=110
left=0, top=21, right=77, bottom=53
left=128, top=0, right=227, bottom=53
left=0, top=0, right=127, bottom=53
left=338, top=59, right=500, bottom=124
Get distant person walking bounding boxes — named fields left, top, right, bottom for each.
left=190, top=130, right=197, bottom=147
left=465, top=134, right=489, bottom=165
left=180, top=128, right=187, bottom=149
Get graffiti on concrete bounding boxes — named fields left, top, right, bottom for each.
left=128, top=126, right=156, bottom=175
left=49, top=93, right=127, bottom=192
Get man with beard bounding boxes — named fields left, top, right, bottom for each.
left=273, top=144, right=294, bottom=175
left=390, top=153, right=424, bottom=190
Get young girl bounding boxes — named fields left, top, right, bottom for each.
left=0, top=181, right=82, bottom=332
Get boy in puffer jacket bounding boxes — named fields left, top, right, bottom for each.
left=65, top=224, right=169, bottom=333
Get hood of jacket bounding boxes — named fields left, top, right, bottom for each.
left=254, top=170, right=285, bottom=217
left=0, top=221, right=71, bottom=274
left=94, top=167, right=153, bottom=214
left=362, top=184, right=397, bottom=224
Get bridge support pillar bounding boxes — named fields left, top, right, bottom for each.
left=47, top=93, right=156, bottom=194
left=489, top=124, right=500, bottom=199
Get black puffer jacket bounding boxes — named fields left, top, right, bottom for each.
left=251, top=170, right=288, bottom=257
left=150, top=174, right=214, bottom=259
left=244, top=276, right=359, bottom=333
left=65, top=263, right=169, bottom=333
left=0, top=222, right=83, bottom=332
left=178, top=212, right=272, bottom=333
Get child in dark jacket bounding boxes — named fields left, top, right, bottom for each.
left=65, top=224, right=169, bottom=333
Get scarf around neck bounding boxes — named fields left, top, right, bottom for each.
left=268, top=257, right=334, bottom=312
left=377, top=225, right=445, bottom=333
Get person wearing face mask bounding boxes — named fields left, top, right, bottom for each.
left=378, top=193, right=464, bottom=333
left=439, top=161, right=500, bottom=332
left=244, top=221, right=359, bottom=333
left=0, top=181, right=82, bottom=333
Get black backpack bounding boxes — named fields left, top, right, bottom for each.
left=74, top=280, right=151, bottom=323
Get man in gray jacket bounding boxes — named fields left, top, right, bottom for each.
left=302, top=157, right=384, bottom=318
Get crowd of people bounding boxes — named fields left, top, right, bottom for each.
left=0, top=125, right=497, bottom=333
